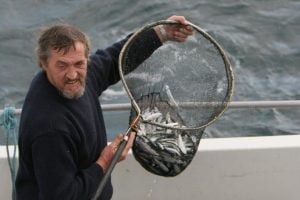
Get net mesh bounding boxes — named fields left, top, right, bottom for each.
left=120, top=21, right=233, bottom=176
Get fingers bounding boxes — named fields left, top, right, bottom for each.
left=154, top=15, right=193, bottom=43
left=179, top=26, right=193, bottom=35
left=171, top=26, right=193, bottom=42
left=108, top=132, right=136, bottom=162
left=168, top=15, right=188, bottom=25
left=108, top=133, right=122, bottom=152
left=168, top=26, right=193, bottom=42
left=163, top=15, right=193, bottom=42
left=96, top=143, right=116, bottom=172
left=120, top=132, right=136, bottom=161
left=125, top=132, right=136, bottom=152
left=96, top=131, right=136, bottom=172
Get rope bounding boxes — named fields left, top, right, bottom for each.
left=0, top=107, right=18, bottom=200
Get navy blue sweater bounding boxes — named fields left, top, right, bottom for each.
left=16, top=29, right=161, bottom=200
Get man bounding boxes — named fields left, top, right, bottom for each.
left=16, top=15, right=193, bottom=200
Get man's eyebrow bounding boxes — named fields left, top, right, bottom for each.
left=56, top=60, right=68, bottom=65
left=75, top=60, right=84, bottom=64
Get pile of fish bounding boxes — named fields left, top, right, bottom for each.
left=131, top=93, right=204, bottom=177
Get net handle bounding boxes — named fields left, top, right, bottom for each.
left=91, top=116, right=140, bottom=199
left=118, top=20, right=234, bottom=131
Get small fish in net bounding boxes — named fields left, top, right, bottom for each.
left=130, top=91, right=204, bottom=176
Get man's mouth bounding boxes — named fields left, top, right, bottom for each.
left=66, top=79, right=81, bottom=85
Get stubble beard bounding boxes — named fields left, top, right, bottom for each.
left=60, top=79, right=86, bottom=100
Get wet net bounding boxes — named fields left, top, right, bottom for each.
left=119, top=20, right=234, bottom=177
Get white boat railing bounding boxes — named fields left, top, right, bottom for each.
left=1, top=100, right=300, bottom=115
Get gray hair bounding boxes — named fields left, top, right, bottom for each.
left=35, top=23, right=90, bottom=67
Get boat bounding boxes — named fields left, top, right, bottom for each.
left=1, top=100, right=300, bottom=200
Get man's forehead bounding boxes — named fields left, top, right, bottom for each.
left=49, top=42, right=86, bottom=58
left=52, top=42, right=85, bottom=53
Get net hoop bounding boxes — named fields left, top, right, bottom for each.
left=119, top=20, right=234, bottom=131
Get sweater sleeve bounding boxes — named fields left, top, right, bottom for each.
left=88, top=28, right=162, bottom=96
left=31, top=133, right=105, bottom=200
left=88, top=34, right=131, bottom=96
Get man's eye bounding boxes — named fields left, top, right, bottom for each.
left=75, top=62, right=84, bottom=68
left=57, top=65, right=67, bottom=69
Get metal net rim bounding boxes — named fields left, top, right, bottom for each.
left=118, top=20, right=234, bottom=131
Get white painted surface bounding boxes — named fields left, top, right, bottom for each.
left=112, top=135, right=300, bottom=200
left=1, top=135, right=300, bottom=200
left=0, top=146, right=17, bottom=200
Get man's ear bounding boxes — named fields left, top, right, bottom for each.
left=39, top=60, right=47, bottom=70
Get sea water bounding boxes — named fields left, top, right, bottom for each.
left=0, top=0, right=300, bottom=143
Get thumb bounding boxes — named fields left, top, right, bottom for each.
left=112, top=134, right=124, bottom=146
left=169, top=15, right=188, bottom=25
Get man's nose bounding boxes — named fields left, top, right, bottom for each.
left=66, top=66, right=78, bottom=80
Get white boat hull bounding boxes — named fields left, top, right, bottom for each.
left=1, top=135, right=300, bottom=200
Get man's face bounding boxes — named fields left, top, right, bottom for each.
left=41, top=42, right=88, bottom=99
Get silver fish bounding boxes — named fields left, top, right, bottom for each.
left=131, top=91, right=205, bottom=177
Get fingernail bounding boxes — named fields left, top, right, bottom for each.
left=124, top=135, right=129, bottom=141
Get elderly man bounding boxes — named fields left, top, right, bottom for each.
left=16, top=15, right=193, bottom=200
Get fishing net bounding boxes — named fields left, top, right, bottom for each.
left=119, top=20, right=234, bottom=177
